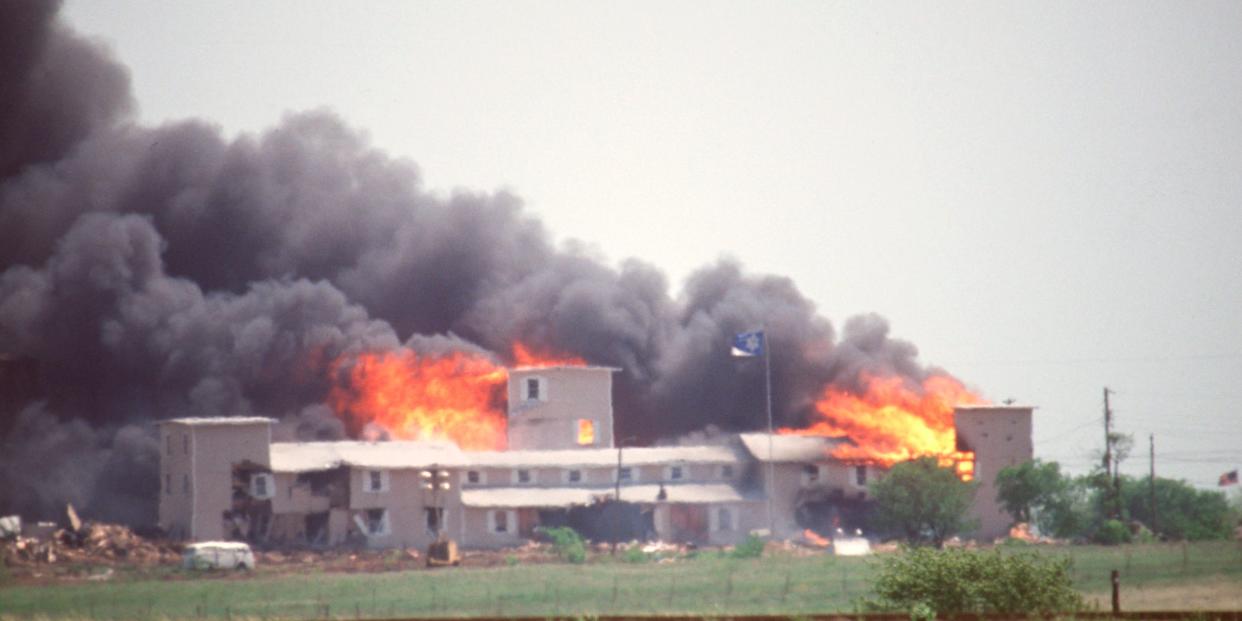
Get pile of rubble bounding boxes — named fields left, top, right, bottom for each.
left=1, top=507, right=182, bottom=570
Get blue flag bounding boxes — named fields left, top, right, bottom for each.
left=732, top=331, right=764, bottom=357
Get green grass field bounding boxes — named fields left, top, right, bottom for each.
left=2, top=542, right=1240, bottom=619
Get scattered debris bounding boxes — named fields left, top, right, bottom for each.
left=0, top=515, right=19, bottom=539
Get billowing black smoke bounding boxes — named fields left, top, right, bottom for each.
left=0, top=1, right=941, bottom=526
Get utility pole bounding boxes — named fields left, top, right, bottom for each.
left=1102, top=387, right=1122, bottom=519
left=1103, top=388, right=1112, bottom=473
left=1149, top=433, right=1157, bottom=533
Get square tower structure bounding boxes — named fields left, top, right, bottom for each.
left=953, top=405, right=1034, bottom=541
left=506, top=366, right=618, bottom=450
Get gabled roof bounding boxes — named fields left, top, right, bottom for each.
left=737, top=433, right=848, bottom=463
left=465, top=445, right=745, bottom=468
left=461, top=482, right=758, bottom=508
left=269, top=440, right=466, bottom=472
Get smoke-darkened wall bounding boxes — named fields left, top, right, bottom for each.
left=0, top=1, right=945, bottom=526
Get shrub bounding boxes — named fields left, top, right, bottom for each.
left=866, top=546, right=1083, bottom=616
left=539, top=526, right=587, bottom=564
left=1094, top=519, right=1131, bottom=545
left=621, top=546, right=648, bottom=563
left=729, top=534, right=765, bottom=559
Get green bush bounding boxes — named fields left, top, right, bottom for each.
left=539, top=526, right=587, bottom=564
left=729, top=534, right=765, bottom=559
left=866, top=546, right=1083, bottom=616
left=1094, top=519, right=1131, bottom=545
left=621, top=546, right=648, bottom=563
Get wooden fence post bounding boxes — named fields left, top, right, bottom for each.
left=1110, top=569, right=1120, bottom=614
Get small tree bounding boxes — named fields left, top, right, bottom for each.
left=995, top=459, right=1066, bottom=524
left=867, top=546, right=1083, bottom=615
left=872, top=457, right=977, bottom=547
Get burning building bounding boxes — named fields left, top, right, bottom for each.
left=1, top=4, right=1035, bottom=541
left=158, top=365, right=1032, bottom=548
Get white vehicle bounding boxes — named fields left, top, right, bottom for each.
left=182, top=541, right=256, bottom=570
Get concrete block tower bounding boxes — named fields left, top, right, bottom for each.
left=157, top=417, right=273, bottom=541
left=953, top=405, right=1034, bottom=541
left=506, top=366, right=617, bottom=450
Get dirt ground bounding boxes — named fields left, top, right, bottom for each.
left=1084, top=575, right=1242, bottom=611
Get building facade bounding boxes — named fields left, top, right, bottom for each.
left=158, top=368, right=1033, bottom=547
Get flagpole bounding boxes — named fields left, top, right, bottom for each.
left=764, top=330, right=774, bottom=536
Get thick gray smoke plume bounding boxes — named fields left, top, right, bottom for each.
left=0, top=1, right=946, bottom=527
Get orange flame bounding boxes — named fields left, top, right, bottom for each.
left=512, top=342, right=587, bottom=368
left=577, top=419, right=596, bottom=445
left=780, top=373, right=984, bottom=471
left=328, top=343, right=586, bottom=450
left=803, top=529, right=831, bottom=547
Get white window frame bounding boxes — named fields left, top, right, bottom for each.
left=250, top=473, right=275, bottom=499
left=512, top=469, right=532, bottom=485
left=851, top=465, right=867, bottom=488
left=523, top=376, right=548, bottom=402
left=563, top=468, right=583, bottom=484
left=365, top=509, right=390, bottom=536
left=664, top=464, right=685, bottom=481
left=487, top=509, right=517, bottom=535
left=462, top=470, right=485, bottom=486
left=615, top=466, right=638, bottom=483
left=710, top=505, right=738, bottom=532
left=424, top=507, right=446, bottom=535
left=363, top=469, right=390, bottom=493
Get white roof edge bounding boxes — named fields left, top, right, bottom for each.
left=953, top=404, right=1037, bottom=410
left=159, top=417, right=276, bottom=426
left=509, top=365, right=621, bottom=372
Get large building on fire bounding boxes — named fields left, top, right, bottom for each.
left=158, top=366, right=1031, bottom=549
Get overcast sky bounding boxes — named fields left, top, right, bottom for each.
left=63, top=1, right=1241, bottom=487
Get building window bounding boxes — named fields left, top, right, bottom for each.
left=523, top=376, right=547, bottom=401
left=665, top=465, right=684, bottom=481
left=720, top=464, right=734, bottom=479
left=576, top=419, right=595, bottom=445
left=711, top=506, right=737, bottom=532
left=489, top=509, right=516, bottom=534
left=166, top=435, right=171, bottom=456
left=617, top=467, right=634, bottom=482
left=514, top=469, right=532, bottom=484
left=183, top=434, right=189, bottom=454
left=465, top=470, right=482, bottom=485
left=425, top=507, right=444, bottom=534
left=801, top=464, right=819, bottom=486
left=366, top=509, right=389, bottom=536
left=165, top=474, right=171, bottom=495
left=564, top=469, right=582, bottom=483
left=250, top=473, right=274, bottom=499
left=854, top=465, right=867, bottom=486
left=363, top=470, right=389, bottom=493
left=182, top=474, right=190, bottom=494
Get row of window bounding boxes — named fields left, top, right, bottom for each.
left=801, top=464, right=868, bottom=487
left=239, top=464, right=742, bottom=500
left=358, top=506, right=740, bottom=538
left=461, top=463, right=735, bottom=486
